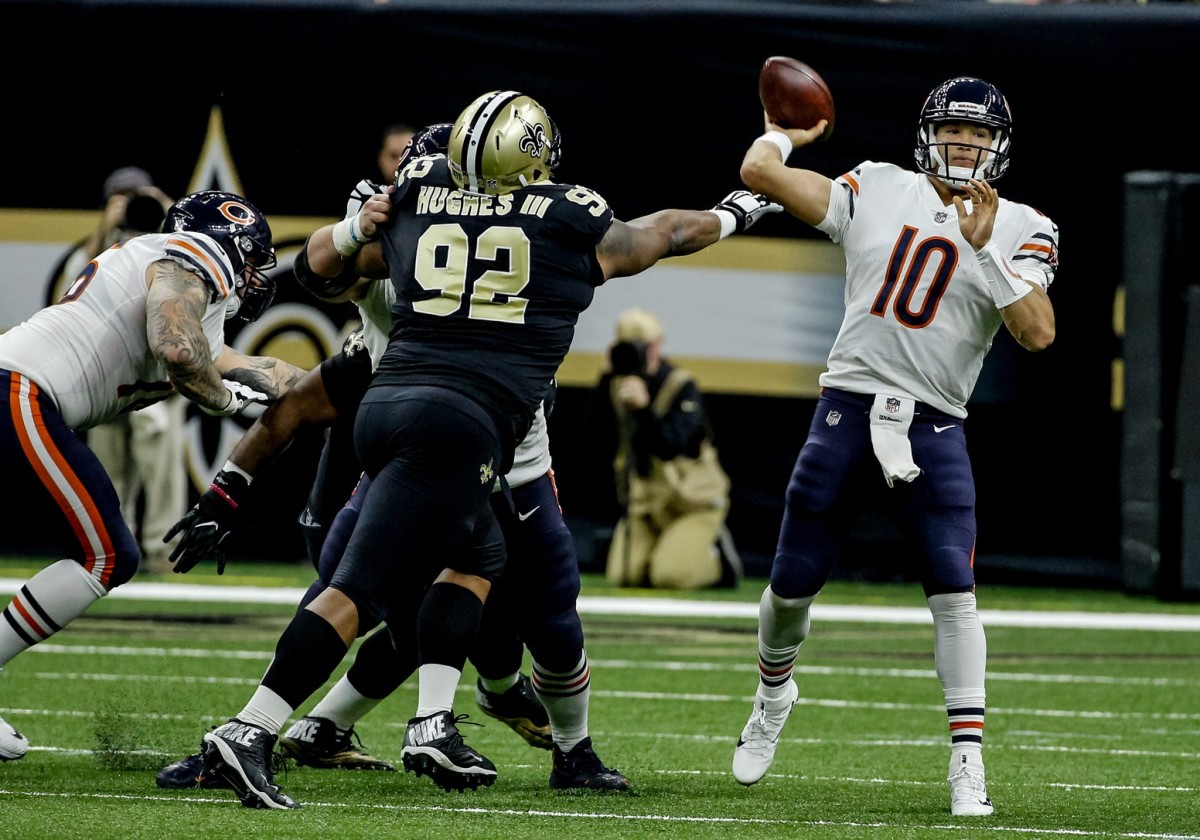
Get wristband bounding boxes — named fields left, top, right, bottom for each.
left=977, top=242, right=1032, bottom=309
left=222, top=459, right=254, bottom=485
left=332, top=215, right=369, bottom=258
left=756, top=130, right=793, bottom=162
left=711, top=210, right=738, bottom=240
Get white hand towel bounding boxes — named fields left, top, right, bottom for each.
left=869, top=394, right=921, bottom=487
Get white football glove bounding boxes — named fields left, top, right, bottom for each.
left=711, top=190, right=784, bottom=235
left=200, top=380, right=270, bottom=417
left=345, top=178, right=385, bottom=219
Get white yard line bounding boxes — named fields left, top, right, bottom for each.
left=0, top=579, right=1197, bottom=630
left=0, top=788, right=1196, bottom=837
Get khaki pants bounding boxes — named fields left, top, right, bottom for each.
left=606, top=506, right=726, bottom=590
left=90, top=397, right=187, bottom=565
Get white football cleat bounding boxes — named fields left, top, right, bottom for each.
left=732, top=679, right=798, bottom=785
left=0, top=714, right=30, bottom=761
left=948, top=750, right=994, bottom=816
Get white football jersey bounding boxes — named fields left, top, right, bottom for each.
left=356, top=278, right=393, bottom=373
left=356, top=277, right=551, bottom=489
left=816, top=161, right=1058, bottom=418
left=0, top=232, right=238, bottom=430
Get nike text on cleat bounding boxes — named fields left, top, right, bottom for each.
left=401, top=711, right=497, bottom=792
left=732, top=679, right=799, bottom=785
left=549, top=737, right=630, bottom=791
left=0, top=714, right=29, bottom=761
left=201, top=719, right=300, bottom=810
left=948, top=751, right=994, bottom=816
left=475, top=675, right=552, bottom=750
left=156, top=752, right=231, bottom=789
left=279, top=715, right=395, bottom=771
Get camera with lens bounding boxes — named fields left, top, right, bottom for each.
left=609, top=340, right=649, bottom=376
left=122, top=191, right=167, bottom=234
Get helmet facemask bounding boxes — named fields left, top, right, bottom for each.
left=923, top=122, right=1009, bottom=188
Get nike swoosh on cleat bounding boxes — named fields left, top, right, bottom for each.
left=933, top=424, right=956, bottom=433
left=518, top=506, right=541, bottom=521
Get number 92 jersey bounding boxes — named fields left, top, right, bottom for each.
left=373, top=155, right=614, bottom=450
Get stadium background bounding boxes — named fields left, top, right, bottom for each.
left=1, top=0, right=1197, bottom=597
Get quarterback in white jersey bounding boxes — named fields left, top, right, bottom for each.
left=0, top=190, right=305, bottom=762
left=730, top=77, right=1057, bottom=818
left=817, top=159, right=1055, bottom=418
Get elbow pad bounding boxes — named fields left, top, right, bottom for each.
left=293, top=240, right=359, bottom=300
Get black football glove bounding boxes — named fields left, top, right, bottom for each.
left=163, top=469, right=250, bottom=574
left=711, top=189, right=783, bottom=233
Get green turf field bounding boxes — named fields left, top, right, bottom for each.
left=0, top=558, right=1197, bottom=839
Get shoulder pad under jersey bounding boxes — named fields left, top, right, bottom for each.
left=163, top=232, right=237, bottom=304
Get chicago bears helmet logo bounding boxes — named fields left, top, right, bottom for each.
left=217, top=201, right=257, bottom=227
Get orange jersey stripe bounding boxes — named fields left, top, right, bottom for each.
left=167, top=236, right=230, bottom=297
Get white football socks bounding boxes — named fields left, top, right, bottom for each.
left=0, top=559, right=106, bottom=667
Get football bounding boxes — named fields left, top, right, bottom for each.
left=758, top=56, right=835, bottom=141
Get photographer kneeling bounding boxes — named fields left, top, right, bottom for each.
left=591, top=308, right=735, bottom=590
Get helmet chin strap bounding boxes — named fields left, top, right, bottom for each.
left=224, top=284, right=243, bottom=320
left=929, top=144, right=992, bottom=188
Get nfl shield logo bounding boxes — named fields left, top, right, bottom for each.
left=885, top=397, right=901, bottom=414
left=825, top=410, right=842, bottom=427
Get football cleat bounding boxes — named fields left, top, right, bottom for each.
left=549, top=737, right=630, bottom=791
left=401, top=711, right=496, bottom=792
left=948, top=750, right=994, bottom=816
left=0, top=714, right=29, bottom=761
left=279, top=715, right=395, bottom=771
left=155, top=752, right=230, bottom=789
left=201, top=719, right=300, bottom=810
left=475, top=675, right=552, bottom=750
left=732, top=679, right=799, bottom=785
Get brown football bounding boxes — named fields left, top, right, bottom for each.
left=758, top=56, right=835, bottom=141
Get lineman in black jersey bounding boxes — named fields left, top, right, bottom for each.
left=199, top=90, right=780, bottom=806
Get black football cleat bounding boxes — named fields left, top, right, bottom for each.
left=475, top=675, right=552, bottom=750
left=155, top=752, right=230, bottom=789
left=279, top=715, right=395, bottom=771
left=401, top=711, right=496, bottom=792
left=201, top=719, right=300, bottom=810
left=549, top=737, right=630, bottom=791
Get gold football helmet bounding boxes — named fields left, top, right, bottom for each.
left=448, top=90, right=558, bottom=195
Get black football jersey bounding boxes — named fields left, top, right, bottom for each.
left=373, top=156, right=614, bottom=452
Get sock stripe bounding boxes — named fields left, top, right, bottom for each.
left=18, top=587, right=63, bottom=636
left=3, top=606, right=37, bottom=646
left=948, top=706, right=985, bottom=747
left=532, top=656, right=590, bottom=697
left=757, top=653, right=796, bottom=689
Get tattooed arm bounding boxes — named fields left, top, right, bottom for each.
left=595, top=211, right=723, bottom=282
left=146, top=259, right=238, bottom=413
left=213, top=345, right=307, bottom=401
left=145, top=260, right=307, bottom=413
